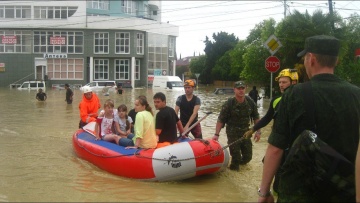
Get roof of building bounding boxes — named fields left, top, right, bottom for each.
left=176, top=56, right=199, bottom=66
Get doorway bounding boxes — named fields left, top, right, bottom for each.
left=36, top=65, right=46, bottom=80
left=35, top=58, right=47, bottom=81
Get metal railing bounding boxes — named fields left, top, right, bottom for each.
left=9, top=73, right=35, bottom=89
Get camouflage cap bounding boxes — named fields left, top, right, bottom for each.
left=234, top=81, right=246, bottom=88
left=297, top=35, right=340, bottom=57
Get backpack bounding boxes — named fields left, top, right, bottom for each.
left=283, top=130, right=355, bottom=197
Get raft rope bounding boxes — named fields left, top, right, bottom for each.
left=75, top=134, right=246, bottom=162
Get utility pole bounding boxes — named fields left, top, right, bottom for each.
left=328, top=0, right=335, bottom=31
left=284, top=0, right=287, bottom=18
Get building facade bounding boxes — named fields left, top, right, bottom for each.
left=0, top=0, right=179, bottom=88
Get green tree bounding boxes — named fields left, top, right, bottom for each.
left=228, top=40, right=247, bottom=80
left=203, top=32, right=239, bottom=84
left=175, top=65, right=189, bottom=79
left=275, top=9, right=343, bottom=81
left=189, top=55, right=206, bottom=80
left=335, top=13, right=360, bottom=85
left=241, top=40, right=269, bottom=84
left=240, top=19, right=277, bottom=85
left=212, top=51, right=232, bottom=81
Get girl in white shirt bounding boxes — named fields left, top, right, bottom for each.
left=114, top=104, right=133, bottom=138
left=95, top=99, right=121, bottom=145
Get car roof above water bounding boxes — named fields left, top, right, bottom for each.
left=213, top=88, right=234, bottom=94
left=17, top=81, right=46, bottom=90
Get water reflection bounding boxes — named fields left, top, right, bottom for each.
left=0, top=87, right=270, bottom=202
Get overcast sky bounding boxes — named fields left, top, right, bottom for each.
left=161, top=1, right=360, bottom=59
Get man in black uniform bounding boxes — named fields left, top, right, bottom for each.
left=258, top=35, right=360, bottom=202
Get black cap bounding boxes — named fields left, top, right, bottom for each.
left=297, top=35, right=340, bottom=57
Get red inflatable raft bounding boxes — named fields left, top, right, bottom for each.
left=72, top=123, right=230, bottom=181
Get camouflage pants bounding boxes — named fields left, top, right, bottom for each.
left=226, top=130, right=252, bottom=165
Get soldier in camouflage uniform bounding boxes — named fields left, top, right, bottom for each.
left=212, top=81, right=261, bottom=171
left=258, top=35, right=360, bottom=202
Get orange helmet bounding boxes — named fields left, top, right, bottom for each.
left=184, top=80, right=195, bottom=87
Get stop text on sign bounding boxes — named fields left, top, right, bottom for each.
left=265, top=56, right=280, bottom=73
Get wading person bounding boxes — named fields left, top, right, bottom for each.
left=248, top=86, right=260, bottom=105
left=258, top=35, right=360, bottom=202
left=64, top=83, right=74, bottom=104
left=244, top=69, right=298, bottom=193
left=212, top=81, right=260, bottom=171
left=36, top=88, right=47, bottom=101
left=116, top=85, right=124, bottom=95
left=175, top=80, right=202, bottom=139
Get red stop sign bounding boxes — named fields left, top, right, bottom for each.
left=265, top=56, right=280, bottom=73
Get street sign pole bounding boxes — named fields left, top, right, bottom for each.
left=195, top=73, right=200, bottom=90
left=264, top=35, right=282, bottom=100
left=270, top=72, right=273, bottom=99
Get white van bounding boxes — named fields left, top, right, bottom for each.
left=80, top=81, right=116, bottom=92
left=17, top=81, right=46, bottom=90
left=152, top=76, right=183, bottom=90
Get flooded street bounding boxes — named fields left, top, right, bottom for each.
left=0, top=86, right=271, bottom=202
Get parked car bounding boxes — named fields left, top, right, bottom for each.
left=213, top=87, right=234, bottom=94
left=79, top=81, right=116, bottom=92
left=17, top=81, right=46, bottom=90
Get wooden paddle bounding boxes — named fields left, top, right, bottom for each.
left=180, top=111, right=212, bottom=139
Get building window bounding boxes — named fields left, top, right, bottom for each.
left=94, top=59, right=109, bottom=80
left=115, top=32, right=130, bottom=54
left=34, top=6, right=77, bottom=19
left=0, top=30, right=31, bottom=53
left=94, top=32, right=109, bottom=54
left=136, top=33, right=144, bottom=55
left=33, top=31, right=83, bottom=53
left=0, top=6, right=31, bottom=18
left=87, top=0, right=109, bottom=10
left=122, top=0, right=137, bottom=15
left=135, top=59, right=140, bottom=80
left=148, top=33, right=168, bottom=76
left=115, top=59, right=129, bottom=80
left=47, top=58, right=83, bottom=79
left=169, top=37, right=175, bottom=57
